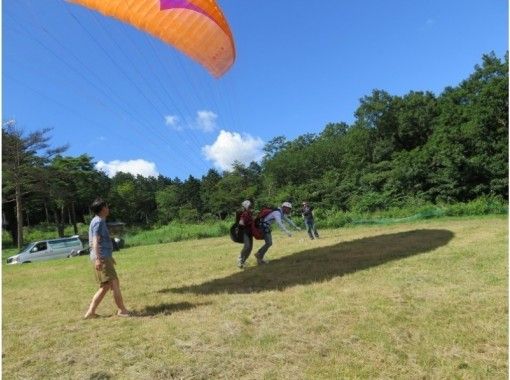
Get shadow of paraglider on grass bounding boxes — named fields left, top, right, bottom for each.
left=162, top=229, right=454, bottom=295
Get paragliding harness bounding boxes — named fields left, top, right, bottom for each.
left=230, top=210, right=245, bottom=244
left=251, top=207, right=281, bottom=240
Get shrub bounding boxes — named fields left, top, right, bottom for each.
left=178, top=207, right=200, bottom=223
left=350, top=192, right=392, bottom=213
left=444, top=195, right=507, bottom=216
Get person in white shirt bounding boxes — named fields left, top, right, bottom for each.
left=254, top=202, right=300, bottom=265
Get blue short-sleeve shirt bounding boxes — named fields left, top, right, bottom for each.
left=89, top=216, right=113, bottom=260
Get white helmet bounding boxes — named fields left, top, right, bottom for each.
left=241, top=200, right=251, bottom=209
left=282, top=201, right=292, bottom=209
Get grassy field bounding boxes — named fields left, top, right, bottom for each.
left=3, top=216, right=508, bottom=379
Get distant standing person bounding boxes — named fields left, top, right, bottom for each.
left=237, top=200, right=254, bottom=269
left=301, top=201, right=319, bottom=240
left=254, top=202, right=300, bottom=265
left=84, top=198, right=130, bottom=319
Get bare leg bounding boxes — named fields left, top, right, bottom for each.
left=84, top=283, right=111, bottom=318
left=110, top=278, right=128, bottom=315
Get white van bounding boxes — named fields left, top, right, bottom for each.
left=6, top=236, right=84, bottom=264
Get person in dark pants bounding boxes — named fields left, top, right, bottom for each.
left=254, top=202, right=300, bottom=265
left=301, top=201, right=319, bottom=240
left=237, top=200, right=254, bottom=268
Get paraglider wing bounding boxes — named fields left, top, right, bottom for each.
left=68, top=0, right=236, bottom=77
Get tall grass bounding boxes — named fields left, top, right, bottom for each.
left=1, top=221, right=231, bottom=249
left=314, top=195, right=507, bottom=228
left=3, top=196, right=507, bottom=250
left=124, top=221, right=230, bottom=247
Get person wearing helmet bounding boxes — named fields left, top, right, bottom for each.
left=254, top=201, right=300, bottom=265
left=301, top=201, right=319, bottom=240
left=237, top=200, right=254, bottom=268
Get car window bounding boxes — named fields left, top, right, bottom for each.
left=19, top=243, right=32, bottom=254
left=48, top=240, right=66, bottom=249
left=64, top=238, right=81, bottom=247
left=30, top=242, right=47, bottom=253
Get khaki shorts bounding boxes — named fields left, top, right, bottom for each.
left=93, top=257, right=118, bottom=284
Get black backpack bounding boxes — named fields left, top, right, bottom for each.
left=229, top=210, right=244, bottom=243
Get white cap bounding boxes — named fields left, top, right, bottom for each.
left=282, top=201, right=292, bottom=209
left=241, top=200, right=251, bottom=209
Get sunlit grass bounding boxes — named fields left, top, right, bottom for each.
left=2, top=216, right=508, bottom=379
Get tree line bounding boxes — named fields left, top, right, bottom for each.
left=3, top=52, right=507, bottom=248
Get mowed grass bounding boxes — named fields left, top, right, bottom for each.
left=3, top=216, right=507, bottom=379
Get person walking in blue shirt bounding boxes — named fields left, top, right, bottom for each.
left=84, top=198, right=130, bottom=319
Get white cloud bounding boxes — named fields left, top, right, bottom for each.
left=202, top=130, right=265, bottom=171
left=165, top=115, right=178, bottom=126
left=95, top=159, right=159, bottom=178
left=165, top=115, right=183, bottom=131
left=196, top=110, right=217, bottom=133
left=165, top=111, right=217, bottom=132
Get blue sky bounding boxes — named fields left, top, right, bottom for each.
left=3, top=0, right=508, bottom=180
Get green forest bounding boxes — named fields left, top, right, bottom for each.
left=2, top=52, right=508, bottom=247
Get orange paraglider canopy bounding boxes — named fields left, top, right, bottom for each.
left=69, top=0, right=236, bottom=77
